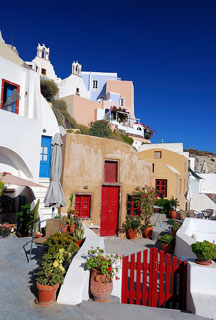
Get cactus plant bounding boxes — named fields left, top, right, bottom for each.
left=74, top=219, right=84, bottom=240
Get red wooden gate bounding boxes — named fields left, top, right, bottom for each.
left=121, top=247, right=187, bottom=310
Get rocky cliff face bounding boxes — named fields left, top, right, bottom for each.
left=185, top=148, right=216, bottom=173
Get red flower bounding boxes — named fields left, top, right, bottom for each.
left=108, top=267, right=112, bottom=271
left=115, top=276, right=120, bottom=280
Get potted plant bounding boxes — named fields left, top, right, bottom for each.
left=86, top=247, right=121, bottom=302
left=132, top=186, right=158, bottom=238
left=16, top=203, right=39, bottom=237
left=169, top=196, right=179, bottom=219
left=191, top=241, right=216, bottom=266
left=121, top=215, right=141, bottom=240
left=74, top=218, right=84, bottom=246
left=35, top=252, right=65, bottom=305
left=167, top=219, right=181, bottom=236
left=0, top=225, right=11, bottom=238
left=61, top=215, right=69, bottom=233
left=68, top=214, right=76, bottom=233
left=140, top=223, right=153, bottom=239
left=158, top=234, right=175, bottom=253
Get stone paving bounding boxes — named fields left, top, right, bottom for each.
left=0, top=230, right=209, bottom=320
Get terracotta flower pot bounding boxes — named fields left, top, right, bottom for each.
left=127, top=229, right=137, bottom=240
left=61, top=224, right=69, bottom=233
left=35, top=282, right=59, bottom=306
left=161, top=243, right=173, bottom=253
left=90, top=270, right=113, bottom=303
left=170, top=210, right=177, bottom=220
left=69, top=224, right=76, bottom=233
left=195, top=259, right=212, bottom=266
left=143, top=226, right=153, bottom=239
left=35, top=232, right=43, bottom=239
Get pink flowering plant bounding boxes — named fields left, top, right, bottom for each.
left=86, top=247, right=121, bottom=282
left=132, top=185, right=158, bottom=227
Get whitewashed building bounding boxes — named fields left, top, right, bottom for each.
left=0, top=32, right=59, bottom=221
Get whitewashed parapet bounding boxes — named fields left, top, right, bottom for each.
left=57, top=225, right=104, bottom=305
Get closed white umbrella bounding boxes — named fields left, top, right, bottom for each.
left=44, top=133, right=66, bottom=216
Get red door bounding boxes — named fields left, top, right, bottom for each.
left=100, top=186, right=119, bottom=236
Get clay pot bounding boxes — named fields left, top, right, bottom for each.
left=170, top=210, right=177, bottom=220
left=61, top=224, right=69, bottom=233
left=127, top=229, right=137, bottom=240
left=161, top=243, right=173, bottom=253
left=35, top=232, right=43, bottom=239
left=143, top=226, right=153, bottom=239
left=90, top=270, right=113, bottom=303
left=69, top=224, right=76, bottom=233
left=195, top=259, right=212, bottom=266
left=35, top=282, right=59, bottom=306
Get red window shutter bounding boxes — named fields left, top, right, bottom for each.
left=75, top=195, right=91, bottom=218
left=155, top=179, right=167, bottom=197
left=104, top=161, right=117, bottom=182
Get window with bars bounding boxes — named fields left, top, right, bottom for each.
left=75, top=194, right=91, bottom=218
left=155, top=179, right=167, bottom=197
left=127, top=195, right=140, bottom=216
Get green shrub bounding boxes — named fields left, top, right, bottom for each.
left=0, top=180, right=4, bottom=197
left=16, top=203, right=39, bottom=236
left=158, top=234, right=175, bottom=244
left=36, top=252, right=65, bottom=286
left=40, top=79, right=59, bottom=102
left=120, top=134, right=133, bottom=145
left=89, top=120, right=112, bottom=138
left=191, top=241, right=216, bottom=261
left=0, top=225, right=11, bottom=237
left=121, top=215, right=142, bottom=232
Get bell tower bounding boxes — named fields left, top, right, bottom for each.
left=72, top=61, right=82, bottom=76
left=37, top=43, right=50, bottom=60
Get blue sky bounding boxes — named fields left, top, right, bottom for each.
left=1, top=0, right=216, bottom=153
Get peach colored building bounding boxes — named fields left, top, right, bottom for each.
left=60, top=133, right=151, bottom=236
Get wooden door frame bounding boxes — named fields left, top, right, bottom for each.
left=100, top=184, right=121, bottom=236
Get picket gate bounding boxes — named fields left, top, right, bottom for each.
left=121, top=247, right=187, bottom=310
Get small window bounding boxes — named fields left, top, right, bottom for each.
left=155, top=179, right=167, bottom=197
left=0, top=79, right=20, bottom=114
left=127, top=195, right=140, bottom=216
left=41, top=68, right=47, bottom=75
left=76, top=88, right=80, bottom=96
left=75, top=195, right=91, bottom=218
left=152, top=163, right=155, bottom=173
left=104, top=161, right=117, bottom=183
left=154, top=151, right=162, bottom=159
left=119, top=97, right=124, bottom=107
left=92, top=80, right=98, bottom=89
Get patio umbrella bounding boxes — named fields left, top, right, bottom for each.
left=44, top=133, right=66, bottom=216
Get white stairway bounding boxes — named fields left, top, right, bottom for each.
left=32, top=178, right=57, bottom=226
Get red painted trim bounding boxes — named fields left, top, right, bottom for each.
left=0, top=78, right=20, bottom=114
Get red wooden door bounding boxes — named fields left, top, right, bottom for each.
left=100, top=186, right=119, bottom=236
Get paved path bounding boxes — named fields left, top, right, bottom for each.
left=0, top=236, right=209, bottom=320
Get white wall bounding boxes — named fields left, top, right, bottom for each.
left=199, top=174, right=216, bottom=193
left=0, top=55, right=59, bottom=182
left=58, top=74, right=90, bottom=100
left=31, top=56, right=58, bottom=81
